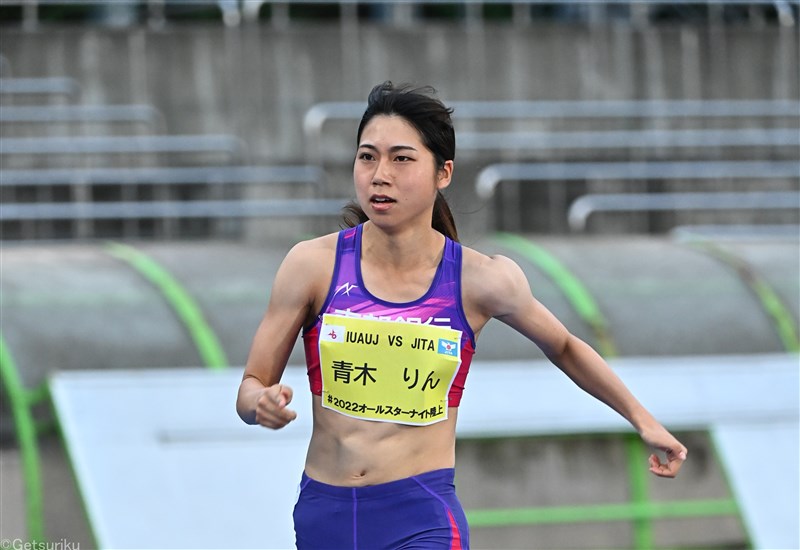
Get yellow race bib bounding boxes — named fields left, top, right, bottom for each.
left=319, top=313, right=462, bottom=426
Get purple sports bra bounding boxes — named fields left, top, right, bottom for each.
left=302, top=224, right=476, bottom=407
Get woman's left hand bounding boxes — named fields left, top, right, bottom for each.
left=640, top=424, right=688, bottom=478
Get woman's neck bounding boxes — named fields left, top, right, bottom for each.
left=361, top=221, right=444, bottom=271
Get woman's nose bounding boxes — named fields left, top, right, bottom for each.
left=372, top=159, right=392, bottom=184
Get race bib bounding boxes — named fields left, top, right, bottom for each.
left=319, top=313, right=462, bottom=426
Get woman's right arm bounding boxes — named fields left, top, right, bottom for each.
left=236, top=238, right=331, bottom=428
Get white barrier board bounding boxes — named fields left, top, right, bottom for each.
left=50, top=354, right=799, bottom=549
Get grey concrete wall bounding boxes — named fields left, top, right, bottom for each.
left=1, top=23, right=797, bottom=165
left=2, top=23, right=796, bottom=240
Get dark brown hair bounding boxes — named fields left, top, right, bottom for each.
left=342, top=81, right=458, bottom=241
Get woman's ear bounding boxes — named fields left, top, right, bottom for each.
left=437, top=160, right=454, bottom=191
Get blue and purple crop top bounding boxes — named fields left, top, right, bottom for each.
left=303, top=224, right=476, bottom=407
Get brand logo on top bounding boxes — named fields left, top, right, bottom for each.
left=333, top=282, right=358, bottom=297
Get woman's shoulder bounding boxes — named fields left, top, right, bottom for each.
left=272, top=232, right=340, bottom=299
left=460, top=244, right=531, bottom=316
left=460, top=245, right=522, bottom=281
left=279, top=232, right=339, bottom=275
left=289, top=231, right=339, bottom=255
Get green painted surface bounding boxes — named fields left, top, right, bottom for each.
left=0, top=333, right=45, bottom=541
left=691, top=242, right=799, bottom=353
left=626, top=434, right=653, bottom=549
left=466, top=498, right=740, bottom=527
left=492, top=232, right=617, bottom=357
left=105, top=242, right=229, bottom=369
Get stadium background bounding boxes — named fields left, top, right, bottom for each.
left=1, top=2, right=798, bottom=549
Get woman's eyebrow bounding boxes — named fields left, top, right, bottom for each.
left=358, top=143, right=418, bottom=153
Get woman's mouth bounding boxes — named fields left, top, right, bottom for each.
left=370, top=195, right=396, bottom=209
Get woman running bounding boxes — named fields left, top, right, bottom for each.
left=237, top=81, right=687, bottom=550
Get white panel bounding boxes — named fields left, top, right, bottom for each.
left=712, top=422, right=800, bottom=550
left=50, top=354, right=799, bottom=549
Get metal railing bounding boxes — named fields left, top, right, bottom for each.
left=0, top=134, right=248, bottom=159
left=304, top=99, right=800, bottom=160
left=670, top=224, right=800, bottom=242
left=567, top=191, right=800, bottom=232
left=0, top=77, right=80, bottom=99
left=0, top=198, right=348, bottom=222
left=0, top=165, right=326, bottom=189
left=304, top=99, right=800, bottom=129
left=458, top=128, right=800, bottom=153
left=475, top=160, right=800, bottom=199
left=0, top=165, right=332, bottom=239
left=0, top=104, right=166, bottom=132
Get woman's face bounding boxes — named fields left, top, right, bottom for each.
left=354, top=115, right=452, bottom=230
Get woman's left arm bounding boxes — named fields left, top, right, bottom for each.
left=538, top=332, right=688, bottom=478
left=469, top=252, right=688, bottom=478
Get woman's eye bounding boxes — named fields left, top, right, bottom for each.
left=358, top=153, right=374, bottom=161
left=395, top=156, right=411, bottom=162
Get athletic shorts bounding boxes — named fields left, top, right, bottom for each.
left=293, top=468, right=469, bottom=550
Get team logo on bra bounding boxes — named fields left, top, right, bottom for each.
left=321, top=324, right=346, bottom=343
left=437, top=339, right=458, bottom=356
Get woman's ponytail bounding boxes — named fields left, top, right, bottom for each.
left=432, top=191, right=458, bottom=242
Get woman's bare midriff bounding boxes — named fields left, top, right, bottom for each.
left=303, top=395, right=458, bottom=486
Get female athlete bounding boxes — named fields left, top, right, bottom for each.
left=237, top=81, right=687, bottom=550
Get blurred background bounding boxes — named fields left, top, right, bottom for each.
left=0, top=1, right=798, bottom=549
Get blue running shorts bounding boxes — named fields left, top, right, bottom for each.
left=293, top=468, right=469, bottom=550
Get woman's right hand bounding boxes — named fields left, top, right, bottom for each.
left=238, top=237, right=334, bottom=429
left=255, top=383, right=298, bottom=429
